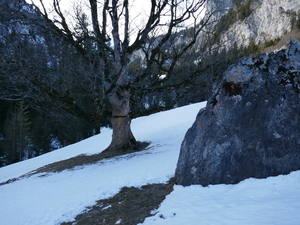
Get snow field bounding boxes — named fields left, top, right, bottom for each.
left=0, top=101, right=299, bottom=225
left=141, top=171, right=300, bottom=225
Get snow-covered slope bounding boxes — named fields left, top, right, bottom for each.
left=0, top=101, right=299, bottom=225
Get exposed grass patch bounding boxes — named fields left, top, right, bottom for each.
left=61, top=178, right=175, bottom=225
left=1, top=141, right=174, bottom=224
left=0, top=141, right=150, bottom=185
left=32, top=141, right=150, bottom=174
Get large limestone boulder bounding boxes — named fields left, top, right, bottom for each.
left=175, top=39, right=300, bottom=186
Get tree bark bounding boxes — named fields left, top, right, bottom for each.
left=106, top=87, right=136, bottom=151
left=25, top=0, right=210, bottom=154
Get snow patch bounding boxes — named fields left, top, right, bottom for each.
left=0, top=101, right=299, bottom=225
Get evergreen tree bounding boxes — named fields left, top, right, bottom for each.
left=16, top=100, right=33, bottom=161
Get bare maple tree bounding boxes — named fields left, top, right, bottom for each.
left=26, top=0, right=213, bottom=151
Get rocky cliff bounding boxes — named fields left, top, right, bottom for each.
left=175, top=39, right=300, bottom=186
left=218, top=0, right=300, bottom=51
left=206, top=0, right=234, bottom=20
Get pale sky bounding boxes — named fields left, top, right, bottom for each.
left=26, top=0, right=205, bottom=41
left=27, top=0, right=152, bottom=37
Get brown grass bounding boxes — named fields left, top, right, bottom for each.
left=0, top=141, right=150, bottom=185
left=61, top=178, right=175, bottom=225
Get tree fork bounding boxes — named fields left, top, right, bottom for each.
left=23, top=0, right=210, bottom=153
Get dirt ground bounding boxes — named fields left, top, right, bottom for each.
left=61, top=178, right=175, bottom=225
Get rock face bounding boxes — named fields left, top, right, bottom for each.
left=206, top=0, right=234, bottom=20
left=220, top=0, right=300, bottom=51
left=175, top=39, right=300, bottom=186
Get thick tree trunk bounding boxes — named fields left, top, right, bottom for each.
left=106, top=87, right=136, bottom=151
left=108, top=116, right=136, bottom=151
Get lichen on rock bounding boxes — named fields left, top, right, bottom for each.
left=175, top=39, right=300, bottom=186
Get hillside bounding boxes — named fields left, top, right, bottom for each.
left=1, top=0, right=300, bottom=166
left=0, top=102, right=299, bottom=225
left=207, top=0, right=300, bottom=51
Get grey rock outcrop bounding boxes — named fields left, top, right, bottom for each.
left=175, top=39, right=300, bottom=186
left=206, top=0, right=234, bottom=20
left=219, top=0, right=300, bottom=51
